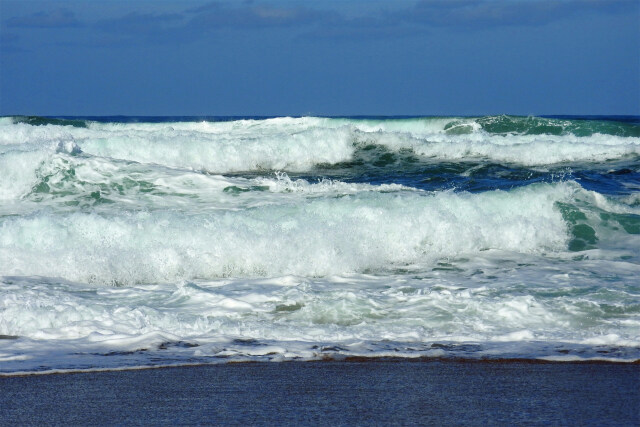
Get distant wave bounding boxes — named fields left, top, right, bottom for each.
left=1, top=116, right=639, bottom=176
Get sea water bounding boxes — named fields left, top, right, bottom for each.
left=0, top=115, right=638, bottom=374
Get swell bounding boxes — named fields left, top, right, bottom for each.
left=7, top=116, right=88, bottom=128
left=0, top=182, right=570, bottom=285
left=3, top=181, right=638, bottom=286
left=1, top=115, right=639, bottom=178
left=5, top=114, right=639, bottom=136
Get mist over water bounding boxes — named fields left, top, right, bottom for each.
left=1, top=115, right=639, bottom=373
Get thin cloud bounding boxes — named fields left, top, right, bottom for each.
left=97, top=12, right=184, bottom=35
left=299, top=13, right=425, bottom=42
left=405, top=0, right=638, bottom=29
left=93, top=2, right=337, bottom=44
left=6, top=8, right=81, bottom=28
left=5, top=0, right=636, bottom=49
left=186, top=2, right=335, bottom=30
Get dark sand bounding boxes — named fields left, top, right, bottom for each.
left=1, top=360, right=639, bottom=425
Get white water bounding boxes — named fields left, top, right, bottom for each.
left=1, top=261, right=639, bottom=373
left=0, top=182, right=573, bottom=285
left=1, top=116, right=639, bottom=373
left=1, top=118, right=638, bottom=177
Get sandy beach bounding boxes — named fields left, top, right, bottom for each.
left=2, top=359, right=639, bottom=425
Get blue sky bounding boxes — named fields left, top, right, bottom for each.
left=1, top=0, right=638, bottom=116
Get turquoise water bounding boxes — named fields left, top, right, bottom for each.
left=1, top=115, right=639, bottom=374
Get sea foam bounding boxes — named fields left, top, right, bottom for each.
left=1, top=115, right=639, bottom=372
left=1, top=117, right=638, bottom=175
left=0, top=182, right=574, bottom=285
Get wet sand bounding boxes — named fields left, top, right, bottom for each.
left=2, top=360, right=639, bottom=425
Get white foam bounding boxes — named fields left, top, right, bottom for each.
left=254, top=171, right=412, bottom=194
left=0, top=149, right=50, bottom=200
left=1, top=117, right=639, bottom=372
left=0, top=182, right=572, bottom=285
left=1, top=268, right=638, bottom=373
left=368, top=131, right=640, bottom=166
left=1, top=118, right=638, bottom=173
left=0, top=148, right=419, bottom=213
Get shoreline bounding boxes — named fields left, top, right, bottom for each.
left=2, top=355, right=639, bottom=378
left=3, top=359, right=638, bottom=425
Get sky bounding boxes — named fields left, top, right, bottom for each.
left=1, top=0, right=639, bottom=116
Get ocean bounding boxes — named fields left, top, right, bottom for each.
left=1, top=114, right=639, bottom=374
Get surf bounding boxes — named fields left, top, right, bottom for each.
left=1, top=115, right=639, bottom=372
